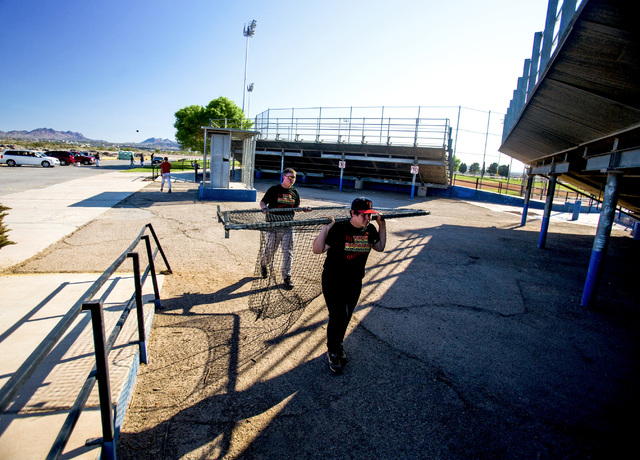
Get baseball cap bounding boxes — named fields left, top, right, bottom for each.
left=351, top=197, right=377, bottom=214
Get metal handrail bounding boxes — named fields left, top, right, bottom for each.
left=0, top=223, right=171, bottom=459
left=210, top=113, right=451, bottom=149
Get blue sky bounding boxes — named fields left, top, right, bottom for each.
left=0, top=0, right=552, bottom=170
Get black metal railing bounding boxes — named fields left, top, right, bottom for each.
left=0, top=223, right=171, bottom=460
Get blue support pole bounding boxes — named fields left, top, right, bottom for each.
left=581, top=173, right=621, bottom=308
left=538, top=175, right=557, bottom=249
left=410, top=171, right=417, bottom=199
left=521, top=174, right=534, bottom=227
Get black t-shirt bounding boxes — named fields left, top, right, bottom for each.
left=261, top=185, right=300, bottom=221
left=323, top=220, right=380, bottom=280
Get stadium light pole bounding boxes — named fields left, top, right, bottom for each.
left=247, top=83, right=255, bottom=119
left=242, top=19, right=257, bottom=118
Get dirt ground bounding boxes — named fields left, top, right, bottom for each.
left=9, top=179, right=639, bottom=459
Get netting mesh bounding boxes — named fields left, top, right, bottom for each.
left=219, top=206, right=430, bottom=322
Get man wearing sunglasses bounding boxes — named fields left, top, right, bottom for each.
left=259, top=168, right=307, bottom=289
left=312, top=197, right=386, bottom=374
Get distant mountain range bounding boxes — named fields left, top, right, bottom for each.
left=0, top=128, right=180, bottom=150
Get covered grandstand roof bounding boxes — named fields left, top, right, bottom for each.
left=499, top=0, right=640, bottom=215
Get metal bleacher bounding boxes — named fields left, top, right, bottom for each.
left=247, top=106, right=454, bottom=189
left=500, top=0, right=640, bottom=217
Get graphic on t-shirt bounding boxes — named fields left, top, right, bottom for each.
left=344, top=234, right=370, bottom=260
left=277, top=193, right=296, bottom=207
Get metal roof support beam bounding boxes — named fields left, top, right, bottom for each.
left=530, top=162, right=570, bottom=175
left=538, top=172, right=558, bottom=249
left=585, top=147, right=640, bottom=172
left=581, top=171, right=622, bottom=308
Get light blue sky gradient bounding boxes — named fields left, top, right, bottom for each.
left=1, top=0, right=551, bottom=170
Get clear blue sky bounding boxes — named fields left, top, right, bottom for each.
left=0, top=0, right=552, bottom=171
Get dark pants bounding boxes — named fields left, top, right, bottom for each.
left=322, top=272, right=362, bottom=354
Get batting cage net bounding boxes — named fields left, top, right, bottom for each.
left=217, top=206, right=430, bottom=321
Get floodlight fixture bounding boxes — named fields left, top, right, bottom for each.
left=244, top=19, right=257, bottom=37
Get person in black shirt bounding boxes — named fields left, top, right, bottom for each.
left=313, top=197, right=386, bottom=374
left=259, top=168, right=307, bottom=289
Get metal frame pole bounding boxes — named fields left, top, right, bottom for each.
left=82, top=301, right=115, bottom=460
left=142, top=235, right=162, bottom=310
left=521, top=173, right=534, bottom=226
left=581, top=172, right=621, bottom=307
left=538, top=174, right=557, bottom=248
left=127, top=252, right=148, bottom=364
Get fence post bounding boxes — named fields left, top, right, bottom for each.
left=82, top=301, right=116, bottom=460
left=127, top=252, right=148, bottom=364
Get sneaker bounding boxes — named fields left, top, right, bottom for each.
left=160, top=188, right=163, bottom=192
left=327, top=352, right=343, bottom=375
left=284, top=276, right=294, bottom=289
left=261, top=265, right=268, bottom=279
left=338, top=346, right=348, bottom=366
left=168, top=189, right=172, bottom=193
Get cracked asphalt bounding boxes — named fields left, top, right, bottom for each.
left=10, top=178, right=638, bottom=459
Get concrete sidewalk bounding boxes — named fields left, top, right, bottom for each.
left=0, top=171, right=164, bottom=459
left=0, top=172, right=150, bottom=270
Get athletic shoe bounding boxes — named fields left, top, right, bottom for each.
left=261, top=265, right=268, bottom=278
left=284, top=276, right=294, bottom=289
left=168, top=189, right=172, bottom=193
left=338, top=346, right=348, bottom=365
left=327, top=351, right=343, bottom=375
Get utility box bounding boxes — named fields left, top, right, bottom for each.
left=199, top=126, right=259, bottom=202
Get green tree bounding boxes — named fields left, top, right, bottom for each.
left=453, top=156, right=461, bottom=172
left=487, top=162, right=498, bottom=175
left=0, top=204, right=15, bottom=250
left=458, top=162, right=467, bottom=174
left=174, top=97, right=250, bottom=152
left=498, top=164, right=510, bottom=177
left=469, top=162, right=480, bottom=174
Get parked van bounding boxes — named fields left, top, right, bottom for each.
left=0, top=150, right=61, bottom=167
left=44, top=151, right=76, bottom=166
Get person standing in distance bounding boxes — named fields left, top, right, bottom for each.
left=259, top=168, right=307, bottom=289
left=313, top=197, right=386, bottom=374
left=160, top=157, right=172, bottom=193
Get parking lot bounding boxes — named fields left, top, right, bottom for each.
left=0, top=159, right=146, bottom=196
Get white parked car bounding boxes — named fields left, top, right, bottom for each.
left=0, top=149, right=61, bottom=167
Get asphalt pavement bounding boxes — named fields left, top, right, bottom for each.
left=0, top=165, right=638, bottom=459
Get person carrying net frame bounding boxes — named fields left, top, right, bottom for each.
left=313, top=196, right=386, bottom=374
left=259, top=168, right=309, bottom=289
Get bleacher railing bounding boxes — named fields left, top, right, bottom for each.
left=252, top=115, right=450, bottom=149
left=0, top=223, right=171, bottom=460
